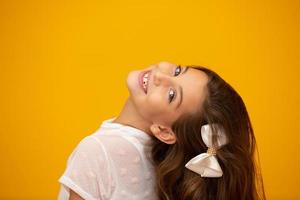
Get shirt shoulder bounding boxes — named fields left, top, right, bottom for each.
left=58, top=136, right=115, bottom=200
left=91, top=130, right=156, bottom=197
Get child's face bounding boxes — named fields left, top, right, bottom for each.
left=126, top=61, right=208, bottom=127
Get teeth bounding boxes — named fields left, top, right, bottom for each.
left=142, top=72, right=149, bottom=91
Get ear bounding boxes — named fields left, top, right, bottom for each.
left=150, top=123, right=177, bottom=144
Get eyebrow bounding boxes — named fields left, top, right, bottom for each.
left=176, top=67, right=189, bottom=109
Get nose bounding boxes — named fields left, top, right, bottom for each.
left=153, top=69, right=171, bottom=86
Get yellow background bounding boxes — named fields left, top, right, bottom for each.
left=0, top=0, right=299, bottom=199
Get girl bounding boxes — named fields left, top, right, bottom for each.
left=58, top=61, right=265, bottom=200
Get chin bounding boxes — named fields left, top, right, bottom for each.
left=126, top=70, right=142, bottom=97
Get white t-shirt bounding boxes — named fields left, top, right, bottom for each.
left=57, top=117, right=157, bottom=200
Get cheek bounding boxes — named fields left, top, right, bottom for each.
left=143, top=94, right=169, bottom=116
left=147, top=93, right=166, bottom=107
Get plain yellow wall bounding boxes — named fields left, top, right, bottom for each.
left=0, top=0, right=299, bottom=199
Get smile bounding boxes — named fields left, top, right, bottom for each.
left=139, top=70, right=150, bottom=94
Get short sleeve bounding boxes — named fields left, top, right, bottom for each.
left=58, top=136, right=114, bottom=200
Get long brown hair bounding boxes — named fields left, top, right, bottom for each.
left=150, top=66, right=266, bottom=200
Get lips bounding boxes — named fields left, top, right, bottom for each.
left=139, top=70, right=151, bottom=94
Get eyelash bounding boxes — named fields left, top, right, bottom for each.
left=168, top=65, right=182, bottom=103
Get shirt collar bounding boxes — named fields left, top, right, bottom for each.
left=99, top=117, right=153, bottom=142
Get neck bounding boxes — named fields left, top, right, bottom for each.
left=112, top=97, right=152, bottom=135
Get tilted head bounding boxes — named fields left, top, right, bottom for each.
left=126, top=61, right=209, bottom=143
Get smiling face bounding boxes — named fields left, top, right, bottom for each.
left=126, top=61, right=209, bottom=128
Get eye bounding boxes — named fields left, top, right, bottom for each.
left=168, top=65, right=181, bottom=103
left=174, top=65, right=182, bottom=76
left=168, top=88, right=176, bottom=103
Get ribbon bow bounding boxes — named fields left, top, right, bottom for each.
left=185, top=123, right=227, bottom=177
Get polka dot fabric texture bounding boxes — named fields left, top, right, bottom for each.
left=58, top=118, right=157, bottom=200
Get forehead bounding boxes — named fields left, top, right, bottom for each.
left=179, top=67, right=209, bottom=114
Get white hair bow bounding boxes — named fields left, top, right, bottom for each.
left=185, top=123, right=228, bottom=178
